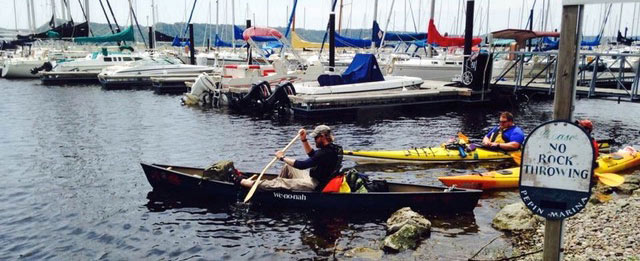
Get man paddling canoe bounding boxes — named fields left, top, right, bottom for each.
left=482, top=111, right=525, bottom=151
left=237, top=125, right=344, bottom=191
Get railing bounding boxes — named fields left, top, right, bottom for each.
left=490, top=51, right=640, bottom=101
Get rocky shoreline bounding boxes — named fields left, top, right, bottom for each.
left=505, top=171, right=640, bottom=260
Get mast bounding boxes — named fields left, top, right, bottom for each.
left=85, top=0, right=90, bottom=26
left=617, top=3, right=623, bottom=33
left=151, top=0, right=156, bottom=45
left=215, top=0, right=218, bottom=50
left=370, top=0, right=378, bottom=49
left=13, top=0, right=18, bottom=31
left=427, top=0, right=435, bottom=57
left=380, top=0, right=396, bottom=48
left=231, top=0, right=236, bottom=49
left=404, top=0, right=406, bottom=32
left=486, top=0, right=489, bottom=38
left=267, top=0, right=269, bottom=27
left=29, top=0, right=36, bottom=33
left=338, top=0, right=343, bottom=33
left=51, top=0, right=57, bottom=27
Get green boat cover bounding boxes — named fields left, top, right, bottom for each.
left=73, top=26, right=135, bottom=43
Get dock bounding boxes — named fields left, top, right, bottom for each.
left=41, top=71, right=100, bottom=85
left=152, top=76, right=198, bottom=94
left=288, top=80, right=487, bottom=117
left=100, top=73, right=203, bottom=90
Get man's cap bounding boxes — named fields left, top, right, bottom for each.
left=309, top=125, right=331, bottom=138
left=576, top=119, right=593, bottom=131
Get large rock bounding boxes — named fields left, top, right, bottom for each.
left=383, top=207, right=431, bottom=252
left=492, top=202, right=543, bottom=231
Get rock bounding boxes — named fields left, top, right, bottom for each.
left=633, top=189, right=640, bottom=198
left=616, top=183, right=640, bottom=194
left=344, top=247, right=383, bottom=260
left=383, top=224, right=426, bottom=252
left=382, top=207, right=431, bottom=252
left=492, top=202, right=543, bottom=231
left=386, top=207, right=431, bottom=234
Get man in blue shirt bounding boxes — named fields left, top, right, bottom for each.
left=482, top=112, right=525, bottom=151
left=239, top=125, right=343, bottom=191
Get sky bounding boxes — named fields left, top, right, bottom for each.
left=2, top=0, right=640, bottom=37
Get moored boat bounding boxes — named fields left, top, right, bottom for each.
left=140, top=163, right=482, bottom=213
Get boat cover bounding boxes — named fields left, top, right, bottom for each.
left=214, top=34, right=233, bottom=47
left=427, top=19, right=481, bottom=47
left=318, top=53, right=384, bottom=86
left=234, top=25, right=244, bottom=41
left=73, top=26, right=135, bottom=43
left=17, top=21, right=89, bottom=40
left=372, top=21, right=427, bottom=44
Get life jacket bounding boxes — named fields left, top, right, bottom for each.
left=490, top=127, right=509, bottom=144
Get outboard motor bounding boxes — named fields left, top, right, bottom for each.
left=264, top=82, right=296, bottom=114
left=30, top=61, right=53, bottom=75
left=229, top=81, right=272, bottom=112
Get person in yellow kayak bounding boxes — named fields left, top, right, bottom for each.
left=237, top=125, right=344, bottom=191
left=482, top=112, right=525, bottom=151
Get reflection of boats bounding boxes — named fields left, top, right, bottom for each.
left=140, top=163, right=482, bottom=213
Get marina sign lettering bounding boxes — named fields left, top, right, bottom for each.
left=519, top=120, right=594, bottom=219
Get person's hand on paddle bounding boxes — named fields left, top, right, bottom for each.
left=299, top=128, right=307, bottom=141
left=275, top=150, right=285, bottom=160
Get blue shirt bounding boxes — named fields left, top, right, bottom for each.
left=485, top=125, right=525, bottom=144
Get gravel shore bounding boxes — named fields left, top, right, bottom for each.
left=508, top=171, right=640, bottom=260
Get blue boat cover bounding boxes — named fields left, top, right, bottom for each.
left=234, top=25, right=245, bottom=41
left=541, top=36, right=601, bottom=51
left=214, top=34, right=233, bottom=47
left=335, top=33, right=372, bottom=48
left=318, top=53, right=384, bottom=86
left=172, top=35, right=190, bottom=47
left=372, top=21, right=427, bottom=45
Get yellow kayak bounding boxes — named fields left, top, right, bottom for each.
left=438, top=148, right=639, bottom=190
left=343, top=147, right=519, bottom=164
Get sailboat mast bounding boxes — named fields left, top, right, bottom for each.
left=231, top=0, right=236, bottom=49
left=13, top=0, right=18, bottom=31
left=51, top=0, right=57, bottom=27
left=215, top=0, right=219, bottom=50
left=85, top=0, right=90, bottom=26
left=617, top=3, right=623, bottom=33
left=427, top=0, right=435, bottom=57
left=486, top=0, right=490, bottom=38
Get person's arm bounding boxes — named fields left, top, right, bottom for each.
left=482, top=127, right=497, bottom=146
left=299, top=128, right=313, bottom=154
left=497, top=142, right=521, bottom=151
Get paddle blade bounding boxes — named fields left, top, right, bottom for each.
left=243, top=183, right=259, bottom=203
left=458, top=132, right=470, bottom=144
left=595, top=172, right=625, bottom=187
left=511, top=151, right=522, bottom=165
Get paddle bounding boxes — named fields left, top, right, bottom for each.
left=510, top=151, right=624, bottom=187
left=243, top=133, right=301, bottom=203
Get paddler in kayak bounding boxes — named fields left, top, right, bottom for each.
left=237, top=125, right=344, bottom=191
left=481, top=112, right=525, bottom=151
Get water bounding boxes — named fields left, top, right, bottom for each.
left=1, top=78, right=639, bottom=260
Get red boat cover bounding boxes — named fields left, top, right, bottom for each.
left=427, top=19, right=482, bottom=47
left=242, top=27, right=283, bottom=41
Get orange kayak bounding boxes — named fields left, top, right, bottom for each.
left=438, top=147, right=640, bottom=190
left=438, top=167, right=520, bottom=190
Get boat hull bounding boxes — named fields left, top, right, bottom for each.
left=344, top=147, right=517, bottom=164
left=140, top=163, right=481, bottom=213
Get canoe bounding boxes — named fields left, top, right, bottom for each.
left=438, top=148, right=640, bottom=190
left=343, top=146, right=518, bottom=164
left=140, top=163, right=482, bottom=213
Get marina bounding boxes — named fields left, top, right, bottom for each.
left=2, top=0, right=640, bottom=260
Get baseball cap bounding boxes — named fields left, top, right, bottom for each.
left=309, top=125, right=331, bottom=138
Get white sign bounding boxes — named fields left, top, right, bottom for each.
left=521, top=121, right=594, bottom=192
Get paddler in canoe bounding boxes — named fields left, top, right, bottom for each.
left=481, top=111, right=525, bottom=152
left=236, top=125, right=344, bottom=192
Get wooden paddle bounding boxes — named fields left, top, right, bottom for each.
left=243, top=133, right=301, bottom=203
left=510, top=151, right=625, bottom=187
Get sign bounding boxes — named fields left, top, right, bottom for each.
left=519, top=120, right=595, bottom=220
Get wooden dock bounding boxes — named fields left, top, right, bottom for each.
left=152, top=76, right=198, bottom=94
left=41, top=71, right=99, bottom=85
left=493, top=79, right=639, bottom=101
left=288, top=80, right=488, bottom=116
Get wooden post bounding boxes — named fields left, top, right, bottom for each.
left=463, top=0, right=475, bottom=56
left=545, top=4, right=583, bottom=261
left=189, top=23, right=196, bottom=65
left=246, top=19, right=252, bottom=65
left=329, top=12, right=336, bottom=71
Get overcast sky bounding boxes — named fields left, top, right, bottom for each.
left=2, top=0, right=640, bottom=36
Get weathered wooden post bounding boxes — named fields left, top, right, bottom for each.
left=189, top=23, right=195, bottom=65
left=329, top=12, right=336, bottom=71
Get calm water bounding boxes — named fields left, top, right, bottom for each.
left=1, top=78, right=639, bottom=260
